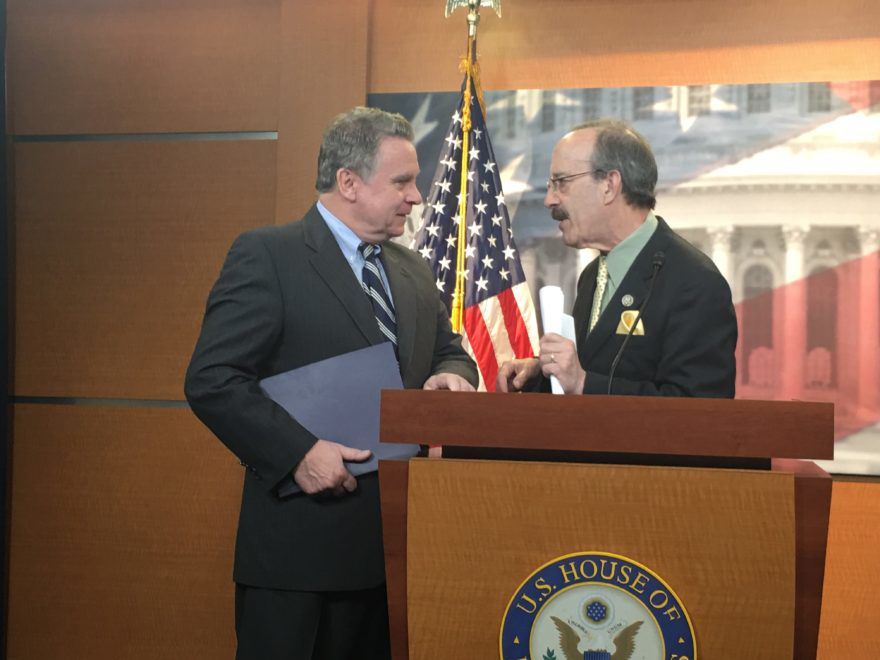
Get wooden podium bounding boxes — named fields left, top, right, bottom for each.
left=378, top=391, right=833, bottom=659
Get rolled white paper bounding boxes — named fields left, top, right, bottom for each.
left=539, top=286, right=570, bottom=395
left=539, top=286, right=564, bottom=335
left=560, top=313, right=576, bottom=342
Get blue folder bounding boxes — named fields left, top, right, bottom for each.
left=259, top=342, right=419, bottom=497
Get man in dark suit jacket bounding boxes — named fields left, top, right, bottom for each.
left=497, top=119, right=736, bottom=397
left=185, top=107, right=478, bottom=660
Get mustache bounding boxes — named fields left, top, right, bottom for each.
left=551, top=207, right=568, bottom=222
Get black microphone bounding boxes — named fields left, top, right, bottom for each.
left=606, top=251, right=665, bottom=395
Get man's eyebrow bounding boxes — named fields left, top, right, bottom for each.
left=391, top=173, right=417, bottom=183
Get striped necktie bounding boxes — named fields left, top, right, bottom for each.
left=358, top=243, right=398, bottom=346
left=588, top=255, right=608, bottom=333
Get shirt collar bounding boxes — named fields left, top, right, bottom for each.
left=604, top=210, right=658, bottom=288
left=316, top=201, right=372, bottom=261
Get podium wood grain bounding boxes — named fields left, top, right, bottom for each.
left=817, top=481, right=880, bottom=659
left=381, top=391, right=833, bottom=460
left=404, top=458, right=795, bottom=659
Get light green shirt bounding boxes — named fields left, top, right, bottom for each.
left=595, top=211, right=658, bottom=317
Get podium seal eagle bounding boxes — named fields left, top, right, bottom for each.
left=499, top=552, right=696, bottom=660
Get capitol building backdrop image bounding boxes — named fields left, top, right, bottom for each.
left=373, top=80, right=880, bottom=475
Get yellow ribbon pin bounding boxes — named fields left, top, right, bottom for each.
left=616, top=310, right=645, bottom=336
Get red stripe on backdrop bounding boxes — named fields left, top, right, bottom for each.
left=464, top=305, right=500, bottom=391
left=830, top=81, right=880, bottom=111
left=734, top=250, right=879, bottom=441
left=497, top=288, right=536, bottom=359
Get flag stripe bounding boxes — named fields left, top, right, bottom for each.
left=464, top=304, right=500, bottom=391
left=477, top=295, right=514, bottom=363
left=511, top=281, right=541, bottom=352
left=497, top=286, right=535, bottom=359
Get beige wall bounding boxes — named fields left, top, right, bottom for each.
left=6, top=0, right=879, bottom=657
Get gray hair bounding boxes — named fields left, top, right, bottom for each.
left=570, top=119, right=657, bottom=210
left=315, top=107, right=414, bottom=192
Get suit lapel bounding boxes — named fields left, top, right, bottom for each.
left=302, top=206, right=383, bottom=345
left=579, top=220, right=672, bottom=362
left=579, top=264, right=624, bottom=361
left=381, top=248, right=417, bottom=374
left=583, top=263, right=650, bottom=358
left=573, top=260, right=597, bottom=344
left=574, top=259, right=600, bottom=366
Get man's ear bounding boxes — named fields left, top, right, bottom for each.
left=336, top=168, right=359, bottom=202
left=602, top=170, right=623, bottom=205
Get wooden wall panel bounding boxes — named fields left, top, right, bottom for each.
left=13, top=139, right=277, bottom=399
left=370, top=0, right=880, bottom=93
left=7, top=404, right=241, bottom=660
left=7, top=0, right=280, bottom=135
left=817, top=481, right=880, bottom=659
left=274, top=0, right=369, bottom=222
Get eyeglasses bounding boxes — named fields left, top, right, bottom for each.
left=546, top=169, right=606, bottom=192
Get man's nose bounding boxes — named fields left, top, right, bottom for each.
left=408, top=182, right=422, bottom=205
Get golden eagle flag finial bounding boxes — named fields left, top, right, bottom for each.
left=445, top=0, right=501, bottom=37
left=445, top=0, right=502, bottom=18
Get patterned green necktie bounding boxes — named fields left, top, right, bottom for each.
left=588, top=255, right=608, bottom=333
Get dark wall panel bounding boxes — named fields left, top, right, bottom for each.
left=7, top=405, right=240, bottom=659
left=13, top=139, right=277, bottom=399
left=274, top=0, right=368, bottom=222
left=7, top=0, right=280, bottom=134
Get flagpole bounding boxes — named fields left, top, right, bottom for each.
left=444, top=0, right=503, bottom=333
left=418, top=0, right=536, bottom=389
left=451, top=36, right=474, bottom=332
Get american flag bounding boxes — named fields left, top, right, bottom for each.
left=412, top=74, right=538, bottom=390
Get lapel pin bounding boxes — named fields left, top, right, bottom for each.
left=621, top=294, right=634, bottom=307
